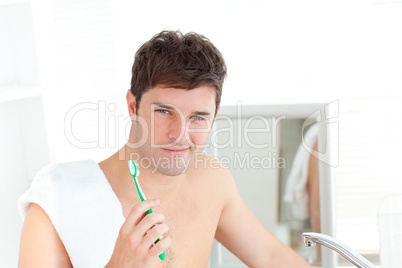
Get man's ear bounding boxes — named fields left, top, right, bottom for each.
left=126, top=89, right=136, bottom=116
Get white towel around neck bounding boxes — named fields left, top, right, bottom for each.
left=18, top=159, right=125, bottom=268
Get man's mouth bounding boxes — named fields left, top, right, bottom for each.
left=161, top=147, right=190, bottom=155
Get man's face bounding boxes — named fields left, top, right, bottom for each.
left=132, top=85, right=217, bottom=176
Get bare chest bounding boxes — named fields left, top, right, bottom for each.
left=122, top=193, right=221, bottom=268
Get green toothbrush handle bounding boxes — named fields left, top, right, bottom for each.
left=129, top=160, right=165, bottom=260
left=159, top=251, right=166, bottom=261
left=145, top=209, right=165, bottom=260
left=145, top=208, right=153, bottom=215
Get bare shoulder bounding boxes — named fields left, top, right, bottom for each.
left=19, top=203, right=72, bottom=268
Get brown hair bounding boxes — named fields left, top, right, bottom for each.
left=130, top=30, right=227, bottom=115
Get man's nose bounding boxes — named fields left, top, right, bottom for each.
left=168, top=117, right=188, bottom=144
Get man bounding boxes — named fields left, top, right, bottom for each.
left=18, top=30, right=310, bottom=267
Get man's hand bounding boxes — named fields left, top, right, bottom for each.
left=105, top=199, right=171, bottom=268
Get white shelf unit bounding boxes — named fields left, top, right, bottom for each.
left=0, top=2, right=51, bottom=267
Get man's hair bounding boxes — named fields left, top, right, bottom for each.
left=130, top=30, right=227, bottom=115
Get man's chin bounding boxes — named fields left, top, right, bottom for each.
left=151, top=155, right=193, bottom=176
left=154, top=168, right=186, bottom=176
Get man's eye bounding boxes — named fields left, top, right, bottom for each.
left=191, top=115, right=205, bottom=121
left=156, top=109, right=169, bottom=114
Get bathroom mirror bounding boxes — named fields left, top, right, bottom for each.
left=207, top=102, right=338, bottom=268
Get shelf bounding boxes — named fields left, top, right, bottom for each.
left=0, top=84, right=42, bottom=103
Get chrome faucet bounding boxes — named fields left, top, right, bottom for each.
left=302, top=232, right=377, bottom=268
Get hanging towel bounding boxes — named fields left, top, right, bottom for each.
left=283, top=124, right=319, bottom=219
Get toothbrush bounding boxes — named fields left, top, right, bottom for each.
left=128, top=159, right=166, bottom=261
